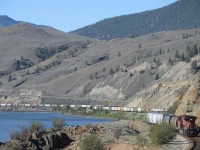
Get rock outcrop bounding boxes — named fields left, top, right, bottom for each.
left=0, top=130, right=73, bottom=150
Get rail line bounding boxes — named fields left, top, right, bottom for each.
left=179, top=134, right=200, bottom=150
left=191, top=137, right=200, bottom=150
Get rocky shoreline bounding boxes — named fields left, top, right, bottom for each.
left=0, top=120, right=192, bottom=150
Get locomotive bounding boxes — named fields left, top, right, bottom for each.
left=147, top=113, right=199, bottom=137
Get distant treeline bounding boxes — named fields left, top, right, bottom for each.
left=72, top=0, right=200, bottom=40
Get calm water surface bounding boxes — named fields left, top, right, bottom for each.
left=0, top=112, right=114, bottom=142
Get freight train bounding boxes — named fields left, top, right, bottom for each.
left=147, top=112, right=199, bottom=137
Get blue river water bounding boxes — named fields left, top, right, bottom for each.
left=0, top=112, right=114, bottom=142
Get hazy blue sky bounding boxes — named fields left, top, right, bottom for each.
left=1, top=0, right=176, bottom=32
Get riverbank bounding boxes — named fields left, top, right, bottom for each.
left=0, top=116, right=191, bottom=150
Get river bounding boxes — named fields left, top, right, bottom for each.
left=0, top=112, right=114, bottom=142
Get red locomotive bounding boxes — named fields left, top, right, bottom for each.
left=177, top=115, right=198, bottom=137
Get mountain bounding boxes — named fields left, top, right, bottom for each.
left=0, top=15, right=18, bottom=27
left=0, top=15, right=48, bottom=28
left=71, top=0, right=200, bottom=40
left=0, top=24, right=199, bottom=124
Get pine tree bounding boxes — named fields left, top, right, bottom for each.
left=193, top=44, right=198, bottom=55
left=155, top=73, right=159, bottom=80
left=90, top=75, right=93, bottom=80
left=168, top=57, right=173, bottom=65
left=8, top=75, right=12, bottom=82
left=159, top=48, right=162, bottom=55
left=118, top=52, right=121, bottom=57
left=129, top=72, right=133, bottom=77
left=138, top=43, right=142, bottom=49
left=109, top=68, right=114, bottom=75
left=95, top=72, right=98, bottom=78
left=191, top=60, right=197, bottom=70
left=180, top=52, right=185, bottom=61
left=175, top=49, right=179, bottom=59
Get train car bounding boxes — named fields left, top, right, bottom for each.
left=81, top=105, right=87, bottom=108
left=163, top=114, right=174, bottom=124
left=116, top=107, right=121, bottom=111
left=151, top=108, right=165, bottom=112
left=24, top=104, right=31, bottom=107
left=147, top=112, right=164, bottom=124
left=102, top=107, right=110, bottom=110
left=92, top=105, right=103, bottom=110
left=86, top=105, right=91, bottom=108
left=0, top=104, right=6, bottom=106
left=44, top=104, right=51, bottom=107
left=70, top=105, right=76, bottom=108
left=110, top=106, right=119, bottom=111
left=6, top=104, right=12, bottom=107
left=51, top=104, right=58, bottom=107
left=123, top=107, right=131, bottom=112
left=137, top=108, right=142, bottom=112
left=169, top=115, right=178, bottom=127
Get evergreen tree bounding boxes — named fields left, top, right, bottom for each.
left=159, top=48, right=162, bottom=55
left=74, top=67, right=77, bottom=71
left=27, top=70, right=30, bottom=75
left=8, top=75, right=12, bottom=82
left=155, top=73, right=159, bottom=80
left=95, top=72, right=98, bottom=78
left=138, top=43, right=142, bottom=49
left=191, top=60, right=197, bottom=70
left=175, top=49, right=179, bottom=59
left=109, top=68, right=114, bottom=75
left=90, top=75, right=93, bottom=80
left=180, top=52, right=185, bottom=61
left=129, top=72, right=133, bottom=77
left=168, top=57, right=173, bottom=65
left=193, top=44, right=198, bottom=55
left=35, top=66, right=40, bottom=73
left=118, top=52, right=121, bottom=57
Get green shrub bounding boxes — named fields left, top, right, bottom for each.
left=10, top=126, right=29, bottom=140
left=5, top=140, right=23, bottom=150
left=29, top=121, right=44, bottom=133
left=114, top=129, right=122, bottom=139
left=149, top=123, right=176, bottom=145
left=80, top=134, right=105, bottom=150
left=52, top=117, right=65, bottom=130
left=136, top=134, right=149, bottom=146
left=10, top=131, right=20, bottom=140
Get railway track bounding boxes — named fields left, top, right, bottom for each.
left=191, top=137, right=200, bottom=150
left=178, top=134, right=200, bottom=150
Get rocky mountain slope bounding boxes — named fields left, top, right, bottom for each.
left=0, top=24, right=199, bottom=123
left=71, top=0, right=200, bottom=40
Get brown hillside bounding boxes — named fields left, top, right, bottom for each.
left=0, top=25, right=199, bottom=118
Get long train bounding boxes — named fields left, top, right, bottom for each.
left=147, top=112, right=199, bottom=137
left=0, top=103, right=165, bottom=112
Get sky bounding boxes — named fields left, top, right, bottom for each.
left=1, top=0, right=177, bottom=32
